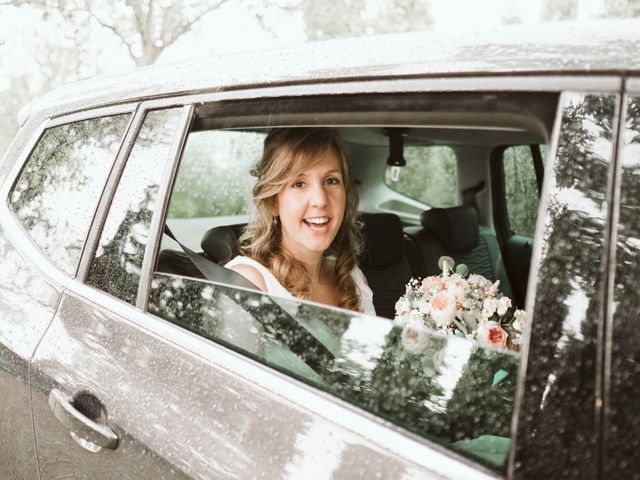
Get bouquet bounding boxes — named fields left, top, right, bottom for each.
left=394, top=256, right=525, bottom=354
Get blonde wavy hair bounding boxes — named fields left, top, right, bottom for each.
left=239, top=127, right=363, bottom=312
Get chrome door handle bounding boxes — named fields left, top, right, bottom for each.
left=48, top=388, right=119, bottom=450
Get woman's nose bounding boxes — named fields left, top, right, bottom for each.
left=309, top=182, right=328, bottom=206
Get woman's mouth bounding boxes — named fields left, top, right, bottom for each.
left=303, top=216, right=330, bottom=231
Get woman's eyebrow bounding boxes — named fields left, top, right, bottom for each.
left=323, top=169, right=342, bottom=176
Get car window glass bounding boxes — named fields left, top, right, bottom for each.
left=148, top=273, right=520, bottom=471
left=87, top=108, right=182, bottom=304
left=513, top=93, right=617, bottom=477
left=503, top=145, right=540, bottom=237
left=8, top=115, right=130, bottom=275
left=605, top=95, right=640, bottom=477
left=167, top=130, right=264, bottom=220
left=384, top=146, right=458, bottom=207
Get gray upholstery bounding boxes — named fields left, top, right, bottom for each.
left=406, top=207, right=513, bottom=300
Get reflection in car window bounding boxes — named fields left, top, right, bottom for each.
left=148, top=273, right=519, bottom=471
left=606, top=95, right=640, bottom=478
left=514, top=93, right=617, bottom=477
left=9, top=115, right=130, bottom=275
left=87, top=108, right=182, bottom=304
left=384, top=146, right=458, bottom=207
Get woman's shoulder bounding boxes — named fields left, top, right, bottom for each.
left=225, top=256, right=268, bottom=292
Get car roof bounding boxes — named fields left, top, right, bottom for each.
left=28, top=19, right=640, bottom=119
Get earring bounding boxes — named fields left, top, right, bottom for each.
left=273, top=215, right=279, bottom=225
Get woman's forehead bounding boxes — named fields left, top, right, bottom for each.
left=288, top=147, right=342, bottom=176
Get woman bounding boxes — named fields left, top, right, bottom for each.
left=226, top=128, right=375, bottom=315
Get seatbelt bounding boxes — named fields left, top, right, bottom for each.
left=163, top=225, right=258, bottom=290
left=162, top=225, right=340, bottom=360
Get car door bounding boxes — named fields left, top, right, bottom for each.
left=0, top=108, right=132, bottom=479
left=28, top=102, right=493, bottom=479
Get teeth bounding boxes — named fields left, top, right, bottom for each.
left=305, top=217, right=328, bottom=225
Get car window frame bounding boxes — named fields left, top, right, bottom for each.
left=66, top=75, right=622, bottom=480
left=508, top=86, right=625, bottom=478
left=0, top=103, right=137, bottom=288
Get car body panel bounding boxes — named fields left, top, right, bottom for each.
left=30, top=286, right=498, bottom=480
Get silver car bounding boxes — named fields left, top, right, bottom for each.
left=2, top=20, right=640, bottom=479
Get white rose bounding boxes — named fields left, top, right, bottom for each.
left=393, top=313, right=408, bottom=327
left=446, top=277, right=469, bottom=300
left=468, top=274, right=487, bottom=286
left=417, top=298, right=431, bottom=315
left=395, top=298, right=410, bottom=317
left=482, top=298, right=498, bottom=317
left=401, top=315, right=430, bottom=354
left=513, top=309, right=527, bottom=332
left=497, top=297, right=512, bottom=316
left=429, top=292, right=457, bottom=328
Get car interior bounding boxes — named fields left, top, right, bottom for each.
left=155, top=92, right=558, bottom=317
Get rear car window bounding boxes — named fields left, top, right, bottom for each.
left=9, top=114, right=130, bottom=275
left=87, top=108, right=183, bottom=304
left=384, top=145, right=458, bottom=207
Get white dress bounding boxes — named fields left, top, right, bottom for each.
left=225, top=255, right=376, bottom=316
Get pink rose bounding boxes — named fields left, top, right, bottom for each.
left=477, top=320, right=508, bottom=349
left=429, top=292, right=457, bottom=328
left=421, top=276, right=446, bottom=294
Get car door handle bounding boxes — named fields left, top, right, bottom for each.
left=48, top=388, right=118, bottom=450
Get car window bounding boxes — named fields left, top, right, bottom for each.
left=605, top=94, right=640, bottom=477
left=87, top=108, right=183, bottom=304
left=502, top=145, right=540, bottom=237
left=8, top=114, right=131, bottom=275
left=384, top=146, right=458, bottom=207
left=148, top=273, right=519, bottom=470
left=149, top=93, right=561, bottom=473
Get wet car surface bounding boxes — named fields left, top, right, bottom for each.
left=2, top=21, right=640, bottom=480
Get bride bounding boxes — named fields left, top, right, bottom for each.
left=226, top=127, right=375, bottom=316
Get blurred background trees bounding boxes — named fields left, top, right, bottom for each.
left=1, top=0, right=639, bottom=157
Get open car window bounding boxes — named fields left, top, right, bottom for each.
left=146, top=92, right=561, bottom=473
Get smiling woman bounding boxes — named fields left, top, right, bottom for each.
left=226, top=128, right=375, bottom=315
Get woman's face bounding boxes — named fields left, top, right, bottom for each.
left=275, top=149, right=346, bottom=262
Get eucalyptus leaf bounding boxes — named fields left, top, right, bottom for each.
left=462, top=312, right=478, bottom=331
left=491, top=368, right=509, bottom=387
left=438, top=255, right=455, bottom=272
left=455, top=263, right=469, bottom=277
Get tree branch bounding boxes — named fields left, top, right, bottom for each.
left=86, top=9, right=137, bottom=61
left=163, top=0, right=228, bottom=48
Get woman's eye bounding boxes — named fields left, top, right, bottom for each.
left=292, top=180, right=305, bottom=188
left=326, top=177, right=341, bottom=186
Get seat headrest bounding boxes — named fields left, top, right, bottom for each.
left=360, top=213, right=404, bottom=270
left=201, top=224, right=245, bottom=264
left=420, top=206, right=479, bottom=253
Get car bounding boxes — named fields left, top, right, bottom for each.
left=2, top=19, right=640, bottom=480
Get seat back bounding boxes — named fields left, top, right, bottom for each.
left=360, top=213, right=419, bottom=319
left=406, top=206, right=514, bottom=300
